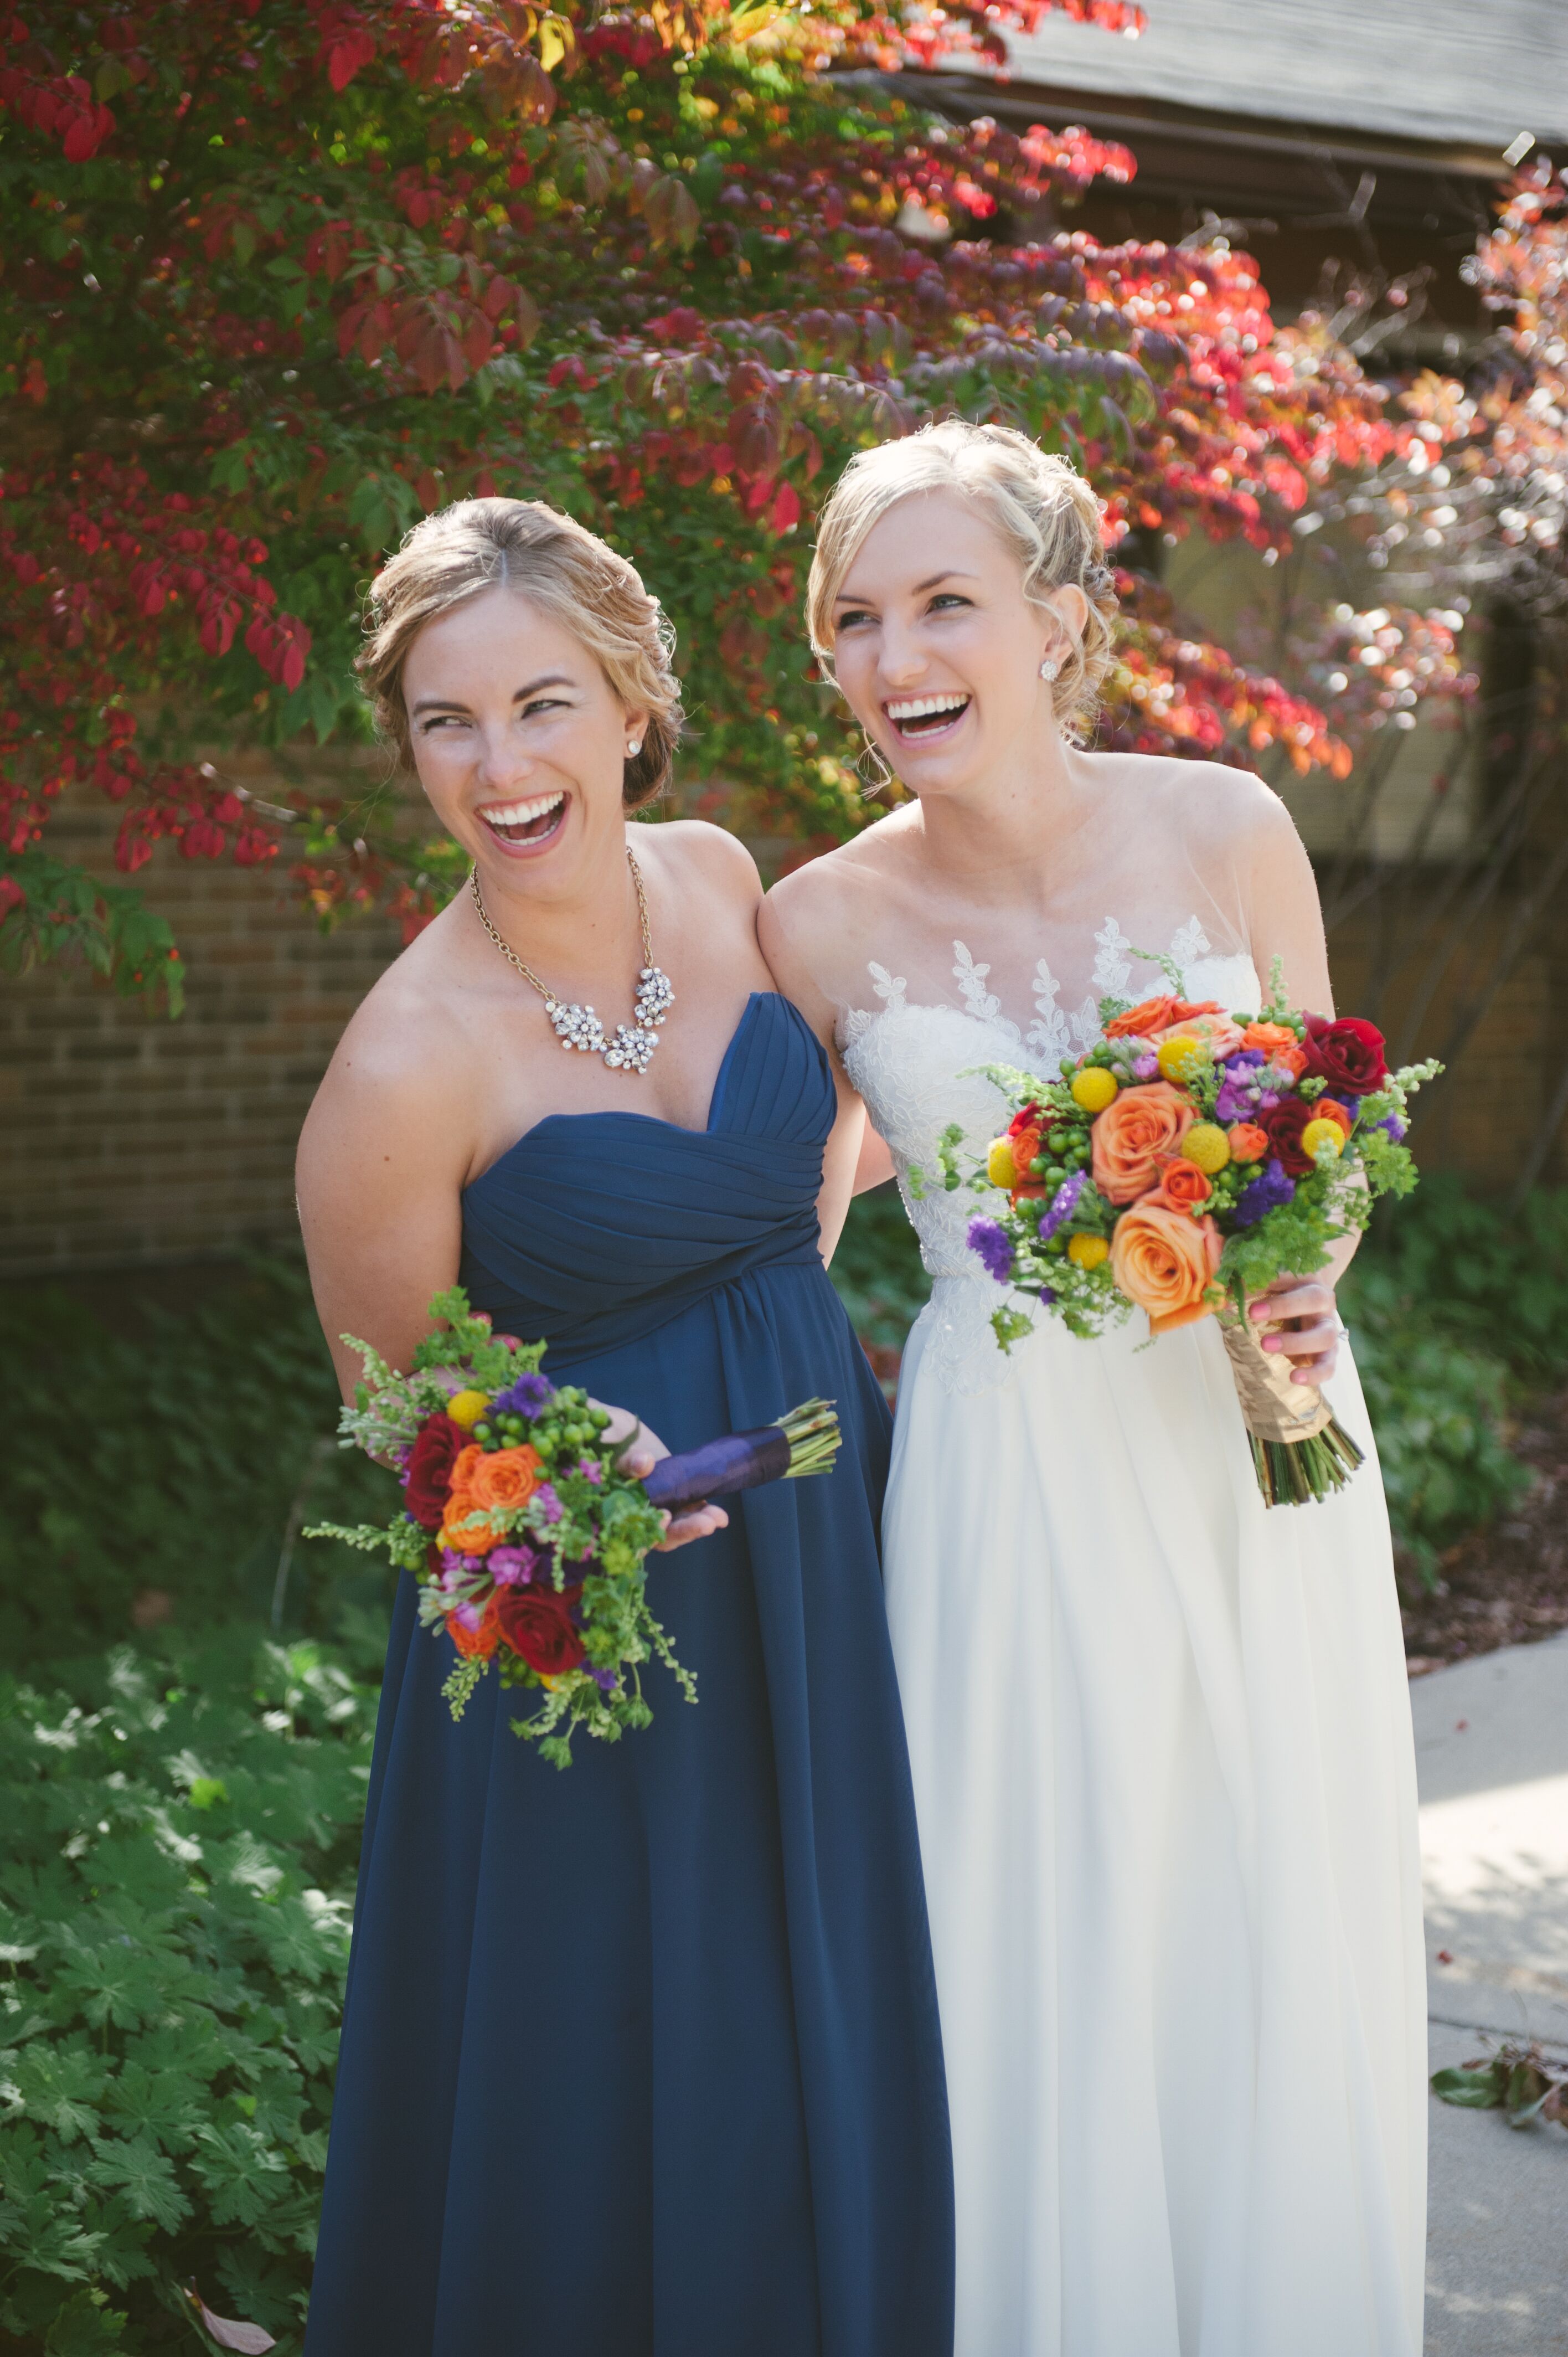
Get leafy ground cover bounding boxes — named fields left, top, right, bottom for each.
left=0, top=1262, right=391, bottom=1673
left=0, top=1633, right=377, bottom=2355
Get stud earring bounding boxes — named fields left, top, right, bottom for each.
left=626, top=739, right=642, bottom=757
left=1039, top=658, right=1060, bottom=683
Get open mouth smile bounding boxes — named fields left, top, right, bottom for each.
left=884, top=693, right=971, bottom=743
left=478, top=791, right=568, bottom=851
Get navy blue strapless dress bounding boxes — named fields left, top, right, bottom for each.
left=305, top=994, right=953, bottom=2357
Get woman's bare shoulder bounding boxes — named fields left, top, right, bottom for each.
left=302, top=908, right=478, bottom=1149
left=642, top=816, right=762, bottom=904
left=1079, top=749, right=1298, bottom=848
left=765, top=806, right=917, bottom=927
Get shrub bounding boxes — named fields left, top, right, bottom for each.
left=828, top=1182, right=931, bottom=1360
left=0, top=1635, right=376, bottom=2354
left=0, top=1263, right=389, bottom=1670
left=1340, top=1259, right=1531, bottom=1580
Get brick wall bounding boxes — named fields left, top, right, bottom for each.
left=2, top=778, right=401, bottom=1277
left=4, top=784, right=1565, bottom=1279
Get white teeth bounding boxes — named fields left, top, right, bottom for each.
left=885, top=694, right=969, bottom=723
left=483, top=792, right=564, bottom=827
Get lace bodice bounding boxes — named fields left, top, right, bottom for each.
left=841, top=922, right=1261, bottom=1397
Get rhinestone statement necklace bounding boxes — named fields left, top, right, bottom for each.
left=468, top=846, right=675, bottom=1075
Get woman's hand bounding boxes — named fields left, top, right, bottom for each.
left=592, top=1400, right=730, bottom=1552
left=1248, top=1276, right=1340, bottom=1387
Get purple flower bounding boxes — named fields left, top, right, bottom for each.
left=1215, top=1079, right=1257, bottom=1124
left=1376, top=1113, right=1407, bottom=1143
left=488, top=1544, right=541, bottom=1586
left=489, top=1372, right=555, bottom=1419
left=449, top=1599, right=484, bottom=1633
left=533, top=1482, right=563, bottom=1525
left=1233, top=1156, right=1296, bottom=1229
left=1132, top=1053, right=1159, bottom=1082
left=576, top=1458, right=604, bottom=1485
left=1224, top=1049, right=1266, bottom=1074
left=439, top=1549, right=485, bottom=1589
left=590, top=1666, right=618, bottom=1694
left=967, top=1215, right=1015, bottom=1285
left=1036, top=1167, right=1086, bottom=1243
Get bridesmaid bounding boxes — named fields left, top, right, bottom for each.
left=296, top=497, right=952, bottom=2356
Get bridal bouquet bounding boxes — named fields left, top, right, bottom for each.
left=309, top=1288, right=840, bottom=1764
left=951, top=960, right=1440, bottom=1507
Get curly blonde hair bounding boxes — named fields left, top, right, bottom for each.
left=358, top=497, right=683, bottom=809
left=806, top=420, right=1118, bottom=743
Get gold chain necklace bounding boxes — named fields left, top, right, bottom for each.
left=468, top=846, right=675, bottom=1075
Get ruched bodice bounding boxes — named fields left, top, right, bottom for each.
left=306, top=992, right=954, bottom=2357
left=460, top=991, right=828, bottom=1361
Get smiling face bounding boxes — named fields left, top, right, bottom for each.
left=830, top=488, right=1086, bottom=801
left=400, top=584, right=648, bottom=888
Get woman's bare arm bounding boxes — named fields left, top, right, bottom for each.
left=756, top=884, right=878, bottom=1264
left=1236, top=781, right=1354, bottom=1382
left=296, top=1000, right=470, bottom=1401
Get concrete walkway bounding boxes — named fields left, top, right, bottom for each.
left=1413, top=1632, right=1568, bottom=2355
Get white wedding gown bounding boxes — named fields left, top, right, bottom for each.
left=839, top=914, right=1427, bottom=2357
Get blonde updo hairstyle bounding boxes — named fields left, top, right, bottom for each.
left=807, top=420, right=1118, bottom=744
left=359, top=497, right=683, bottom=809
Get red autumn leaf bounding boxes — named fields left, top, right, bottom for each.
left=770, top=481, right=801, bottom=534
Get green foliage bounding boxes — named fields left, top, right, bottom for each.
left=827, top=1183, right=930, bottom=1356
left=0, top=1634, right=378, bottom=2353
left=1347, top=1174, right=1568, bottom=1385
left=0, top=1262, right=389, bottom=1670
left=1431, top=2040, right=1568, bottom=2129
left=0, top=852, right=184, bottom=1017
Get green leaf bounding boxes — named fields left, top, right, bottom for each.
left=1431, top=2062, right=1508, bottom=2108
left=86, top=2135, right=189, bottom=2233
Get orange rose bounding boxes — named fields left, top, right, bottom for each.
left=1311, top=1096, right=1355, bottom=1140
left=1090, top=1081, right=1196, bottom=1205
left=1111, top=1201, right=1223, bottom=1334
left=446, top=1595, right=502, bottom=1659
left=1227, top=1121, right=1270, bottom=1164
left=439, top=1444, right=504, bottom=1555
left=1104, top=995, right=1221, bottom=1041
left=1008, top=1125, right=1043, bottom=1197
left=468, top=1444, right=542, bottom=1512
left=1242, top=1021, right=1307, bottom=1078
left=1155, top=1158, right=1212, bottom=1210
left=1153, top=1011, right=1244, bottom=1062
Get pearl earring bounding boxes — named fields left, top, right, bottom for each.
left=626, top=739, right=642, bottom=757
left=1039, top=658, right=1060, bottom=683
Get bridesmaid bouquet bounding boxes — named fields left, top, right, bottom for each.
left=949, top=959, right=1441, bottom=1507
left=309, top=1288, right=840, bottom=1766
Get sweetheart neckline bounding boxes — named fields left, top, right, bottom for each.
left=463, top=992, right=810, bottom=1197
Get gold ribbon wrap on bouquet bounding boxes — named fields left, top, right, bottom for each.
left=1218, top=1309, right=1365, bottom=1507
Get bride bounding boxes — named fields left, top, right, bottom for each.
left=762, top=421, right=1426, bottom=2356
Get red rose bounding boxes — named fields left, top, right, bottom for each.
left=1261, top=1095, right=1320, bottom=1177
left=1302, top=1013, right=1388, bottom=1097
left=404, top=1413, right=468, bottom=1531
left=495, top=1581, right=586, bottom=1677
left=1006, top=1102, right=1044, bottom=1140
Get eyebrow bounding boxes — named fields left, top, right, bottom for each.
left=833, top=569, right=979, bottom=604
left=410, top=673, right=576, bottom=715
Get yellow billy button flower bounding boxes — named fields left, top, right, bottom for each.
left=1071, top=1067, right=1119, bottom=1114
left=446, top=1389, right=491, bottom=1430
left=1301, top=1117, right=1348, bottom=1162
left=1067, top=1232, right=1110, bottom=1270
left=987, top=1138, right=1018, bottom=1188
left=1180, top=1123, right=1231, bottom=1175
left=1156, top=1035, right=1204, bottom=1084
